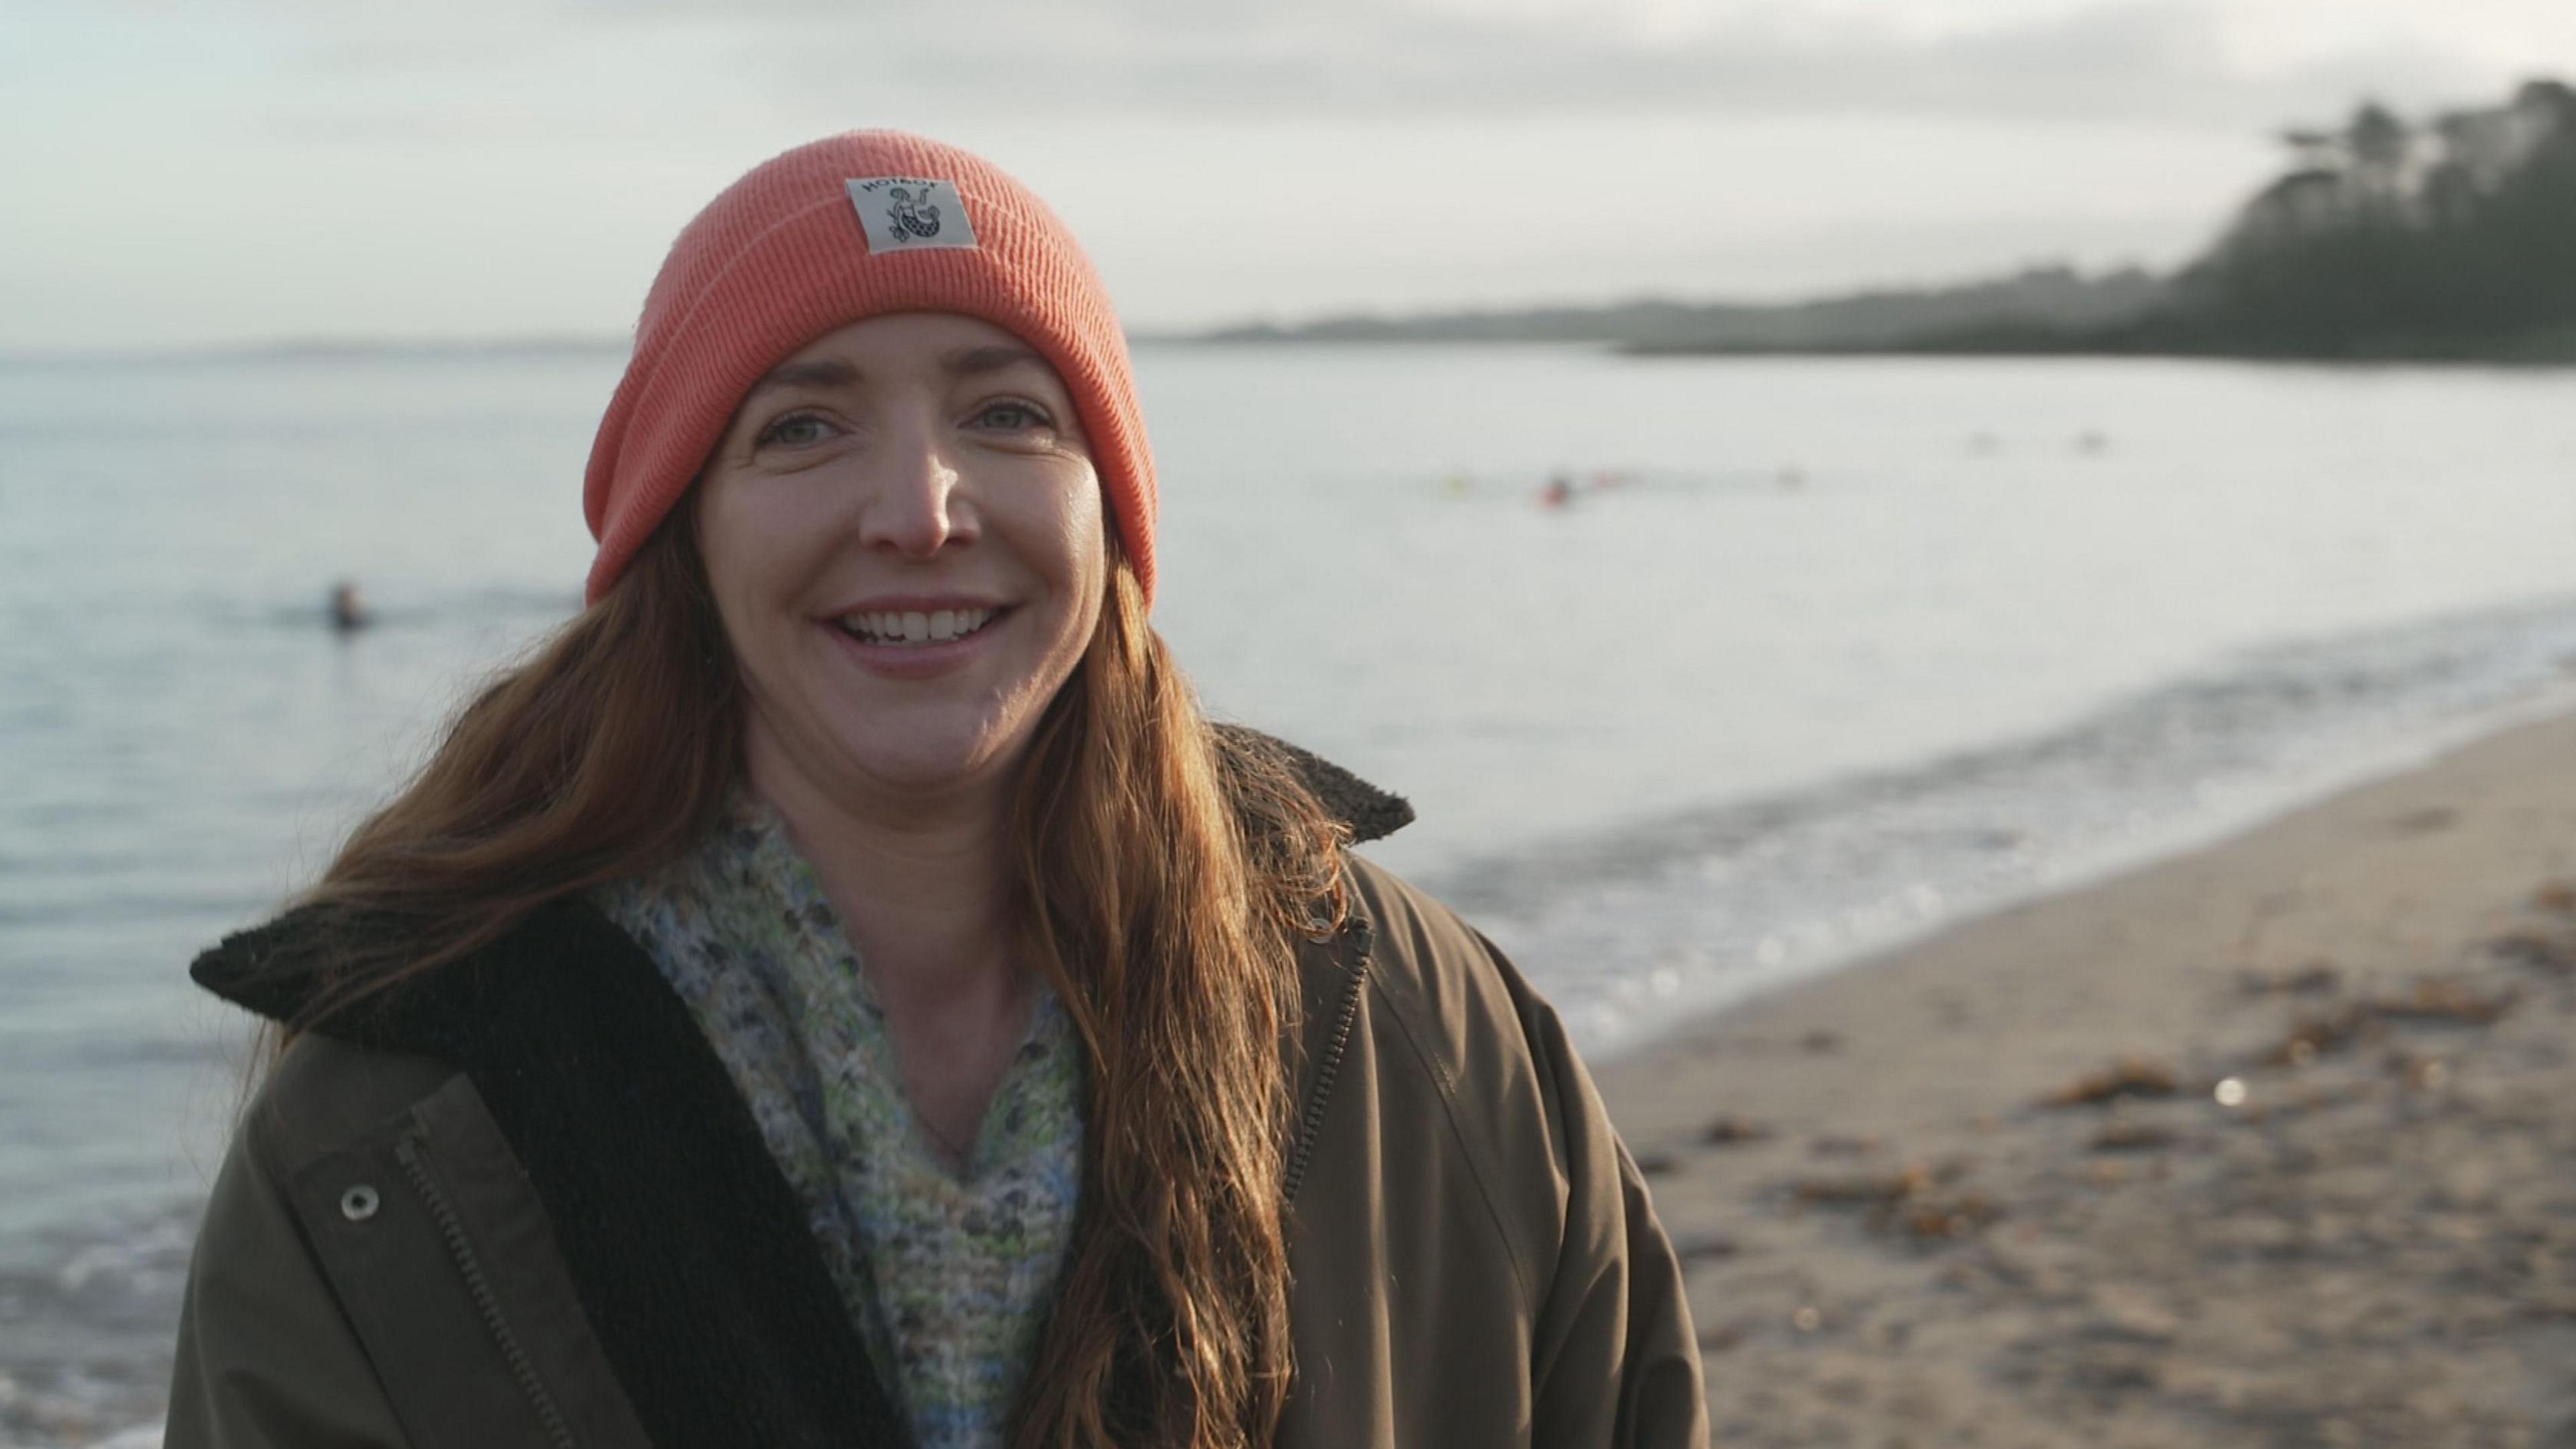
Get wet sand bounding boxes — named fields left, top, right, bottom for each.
left=1597, top=709, right=2576, bottom=1448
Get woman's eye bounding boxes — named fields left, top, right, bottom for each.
left=971, top=400, right=1053, bottom=433
left=755, top=413, right=835, bottom=449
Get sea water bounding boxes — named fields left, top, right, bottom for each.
left=3, top=343, right=2573, bottom=1442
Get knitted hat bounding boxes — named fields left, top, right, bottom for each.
left=582, top=131, right=1156, bottom=606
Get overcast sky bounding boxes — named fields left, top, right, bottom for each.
left=3, top=0, right=2571, bottom=350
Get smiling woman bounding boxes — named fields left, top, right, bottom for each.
left=160, top=131, right=1707, bottom=1449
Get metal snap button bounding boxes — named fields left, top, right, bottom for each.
left=339, top=1184, right=381, bottom=1222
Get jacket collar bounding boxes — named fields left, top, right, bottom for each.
left=190, top=724, right=1407, bottom=1036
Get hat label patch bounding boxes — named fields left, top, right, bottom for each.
left=847, top=177, right=979, bottom=253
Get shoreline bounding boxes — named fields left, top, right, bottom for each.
left=1561, top=676, right=2576, bottom=1069
left=1593, top=705, right=2576, bottom=1444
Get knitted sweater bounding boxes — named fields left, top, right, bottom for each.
left=593, top=795, right=1083, bottom=1449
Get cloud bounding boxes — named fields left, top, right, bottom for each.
left=189, top=0, right=2526, bottom=132
left=35, top=0, right=2511, bottom=345
left=649, top=0, right=2508, bottom=127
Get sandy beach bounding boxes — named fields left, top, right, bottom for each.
left=1597, top=708, right=2576, bottom=1448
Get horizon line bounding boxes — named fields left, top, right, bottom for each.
left=0, top=260, right=2163, bottom=365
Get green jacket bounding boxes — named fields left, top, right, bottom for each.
left=167, top=767, right=1707, bottom=1448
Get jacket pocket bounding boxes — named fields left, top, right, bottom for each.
left=286, top=1075, right=650, bottom=1448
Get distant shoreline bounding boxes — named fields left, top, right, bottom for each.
left=13, top=329, right=2572, bottom=369
left=0, top=337, right=632, bottom=368
left=1611, top=331, right=2576, bottom=366
left=1187, top=80, right=2576, bottom=370
left=1155, top=331, right=2576, bottom=366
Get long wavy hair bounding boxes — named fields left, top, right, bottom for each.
left=282, top=507, right=1348, bottom=1448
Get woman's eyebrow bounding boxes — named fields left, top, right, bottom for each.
left=744, top=358, right=859, bottom=401
left=942, top=344, right=1050, bottom=380
left=742, top=345, right=1046, bottom=402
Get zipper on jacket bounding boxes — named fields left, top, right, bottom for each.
left=1283, top=935, right=1369, bottom=1208
left=394, top=1133, right=581, bottom=1449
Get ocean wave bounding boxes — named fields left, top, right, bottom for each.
left=1438, top=593, right=2576, bottom=1054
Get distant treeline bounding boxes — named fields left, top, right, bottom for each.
left=1195, top=78, right=2576, bottom=364
left=1921, top=79, right=2576, bottom=362
left=1195, top=265, right=2171, bottom=354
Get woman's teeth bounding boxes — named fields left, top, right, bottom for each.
left=837, top=607, right=997, bottom=646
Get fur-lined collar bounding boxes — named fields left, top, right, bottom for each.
left=191, top=727, right=1407, bottom=1032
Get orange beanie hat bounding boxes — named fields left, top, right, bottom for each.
left=582, top=131, right=1156, bottom=606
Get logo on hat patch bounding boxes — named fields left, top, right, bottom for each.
left=847, top=177, right=979, bottom=253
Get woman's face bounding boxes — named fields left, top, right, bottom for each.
left=695, top=311, right=1108, bottom=807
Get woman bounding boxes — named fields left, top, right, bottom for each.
left=167, top=131, right=1705, bottom=1449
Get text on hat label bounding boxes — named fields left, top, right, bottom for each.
left=846, top=177, right=979, bottom=254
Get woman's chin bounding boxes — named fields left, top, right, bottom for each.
left=745, top=688, right=1051, bottom=812
left=823, top=723, right=1027, bottom=800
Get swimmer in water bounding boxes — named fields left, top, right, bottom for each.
left=329, top=581, right=372, bottom=633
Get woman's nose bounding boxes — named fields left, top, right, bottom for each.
left=857, top=417, right=975, bottom=557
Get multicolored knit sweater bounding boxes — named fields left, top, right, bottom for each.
left=592, top=794, right=1084, bottom=1449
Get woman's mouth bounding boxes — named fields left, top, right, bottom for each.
left=832, top=606, right=1002, bottom=648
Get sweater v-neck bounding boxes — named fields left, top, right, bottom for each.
left=592, top=794, right=1084, bottom=1449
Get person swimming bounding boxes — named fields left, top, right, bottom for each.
left=329, top=581, right=372, bottom=633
